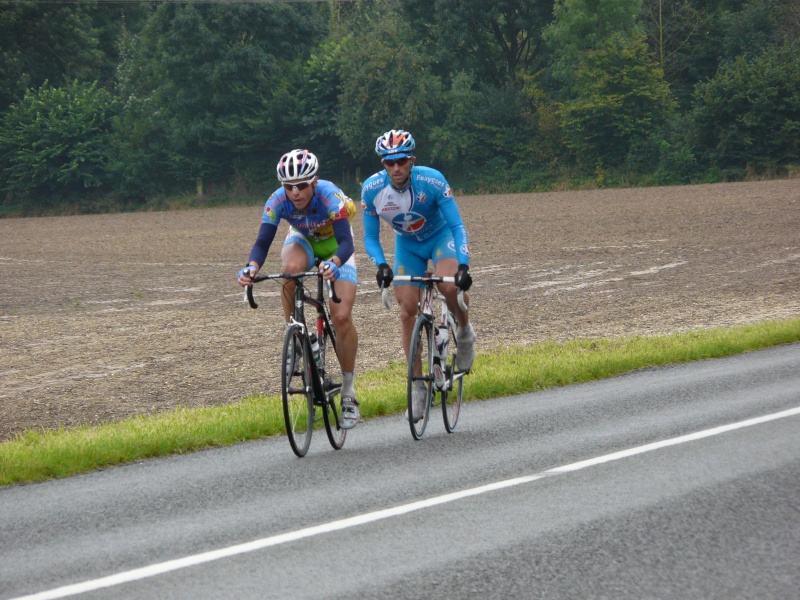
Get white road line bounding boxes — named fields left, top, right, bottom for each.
left=13, top=406, right=800, bottom=600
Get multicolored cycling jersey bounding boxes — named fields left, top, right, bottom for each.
left=248, top=180, right=356, bottom=269
left=261, top=179, right=355, bottom=240
left=361, top=166, right=470, bottom=266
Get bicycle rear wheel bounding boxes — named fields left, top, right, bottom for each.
left=442, top=313, right=463, bottom=433
left=320, top=323, right=346, bottom=450
left=282, top=325, right=314, bottom=457
left=407, top=317, right=433, bottom=440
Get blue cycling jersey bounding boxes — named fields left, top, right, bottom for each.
left=361, top=166, right=470, bottom=266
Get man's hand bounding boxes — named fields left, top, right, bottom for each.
left=320, top=260, right=340, bottom=281
left=376, top=263, right=394, bottom=288
left=454, top=264, right=472, bottom=291
left=237, top=265, right=256, bottom=286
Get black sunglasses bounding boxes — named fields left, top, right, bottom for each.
left=382, top=157, right=411, bottom=168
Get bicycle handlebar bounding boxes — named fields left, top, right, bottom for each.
left=380, top=275, right=468, bottom=313
left=245, top=270, right=340, bottom=309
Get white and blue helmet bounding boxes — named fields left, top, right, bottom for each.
left=375, top=130, right=416, bottom=160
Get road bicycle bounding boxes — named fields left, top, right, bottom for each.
left=246, top=265, right=346, bottom=457
left=382, top=274, right=469, bottom=440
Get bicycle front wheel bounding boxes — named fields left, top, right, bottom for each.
left=282, top=326, right=314, bottom=457
left=442, top=313, right=463, bottom=433
left=320, top=323, right=346, bottom=450
left=407, top=317, right=433, bottom=440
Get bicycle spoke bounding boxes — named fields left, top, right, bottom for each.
left=442, top=313, right=463, bottom=432
left=282, top=327, right=314, bottom=457
left=407, top=317, right=433, bottom=440
left=320, top=322, right=346, bottom=449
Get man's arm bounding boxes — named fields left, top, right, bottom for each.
left=247, top=222, right=278, bottom=269
left=361, top=186, right=387, bottom=267
left=331, top=219, right=354, bottom=265
left=438, top=191, right=470, bottom=266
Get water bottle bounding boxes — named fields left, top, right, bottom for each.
left=309, top=333, right=322, bottom=367
left=435, top=326, right=449, bottom=361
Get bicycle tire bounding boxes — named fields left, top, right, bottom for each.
left=407, top=317, right=433, bottom=440
left=442, top=313, right=463, bottom=433
left=282, top=325, right=314, bottom=457
left=320, top=322, right=346, bottom=449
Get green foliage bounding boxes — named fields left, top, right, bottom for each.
left=0, top=2, right=150, bottom=112
left=0, top=2, right=102, bottom=111
left=333, top=3, right=444, bottom=163
left=115, top=2, right=328, bottom=191
left=653, top=139, right=700, bottom=185
left=556, top=33, right=674, bottom=168
left=545, top=0, right=643, bottom=85
left=643, top=0, right=788, bottom=108
left=0, top=80, right=120, bottom=203
left=399, top=0, right=556, bottom=87
left=0, top=0, right=799, bottom=211
left=298, top=34, right=365, bottom=179
left=430, top=75, right=545, bottom=182
left=689, top=39, right=800, bottom=171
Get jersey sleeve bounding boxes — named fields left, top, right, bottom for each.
left=437, top=184, right=470, bottom=265
left=260, top=189, right=286, bottom=225
left=331, top=219, right=354, bottom=264
left=248, top=222, right=278, bottom=267
left=361, top=180, right=387, bottom=266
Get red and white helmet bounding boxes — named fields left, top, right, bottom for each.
left=375, top=130, right=416, bottom=160
left=276, top=149, right=319, bottom=183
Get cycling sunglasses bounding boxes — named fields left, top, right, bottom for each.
left=283, top=180, right=314, bottom=192
left=382, top=157, right=411, bottom=168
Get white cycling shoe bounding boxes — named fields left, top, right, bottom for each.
left=456, top=323, right=476, bottom=372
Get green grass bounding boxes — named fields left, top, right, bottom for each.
left=2, top=318, right=799, bottom=486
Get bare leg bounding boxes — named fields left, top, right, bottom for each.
left=328, top=280, right=358, bottom=373
left=394, top=283, right=422, bottom=361
left=279, top=243, right=309, bottom=321
left=434, top=258, right=470, bottom=327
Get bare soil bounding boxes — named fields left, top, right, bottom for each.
left=1, top=180, right=799, bottom=442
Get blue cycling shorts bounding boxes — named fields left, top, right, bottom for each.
left=284, top=229, right=358, bottom=285
left=393, top=226, right=456, bottom=286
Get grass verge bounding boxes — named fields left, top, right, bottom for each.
left=2, top=318, right=799, bottom=486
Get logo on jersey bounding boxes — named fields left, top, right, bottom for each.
left=418, top=192, right=427, bottom=204
left=363, top=177, right=384, bottom=192
left=380, top=200, right=400, bottom=213
left=329, top=205, right=349, bottom=221
left=264, top=206, right=278, bottom=223
left=393, top=212, right=426, bottom=233
left=460, top=244, right=471, bottom=256
left=444, top=186, right=453, bottom=198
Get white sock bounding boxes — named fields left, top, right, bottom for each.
left=342, top=371, right=355, bottom=399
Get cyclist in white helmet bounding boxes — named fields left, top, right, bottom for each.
left=362, top=130, right=476, bottom=423
left=238, top=149, right=361, bottom=429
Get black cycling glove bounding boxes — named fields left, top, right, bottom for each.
left=376, top=263, right=394, bottom=288
left=454, top=264, right=472, bottom=291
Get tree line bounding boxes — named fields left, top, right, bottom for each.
left=1, top=0, right=798, bottom=215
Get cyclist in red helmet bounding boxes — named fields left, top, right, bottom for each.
left=362, top=130, right=476, bottom=422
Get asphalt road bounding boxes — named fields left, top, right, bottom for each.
left=2, top=344, right=800, bottom=600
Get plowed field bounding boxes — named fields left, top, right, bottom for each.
left=1, top=179, right=798, bottom=441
